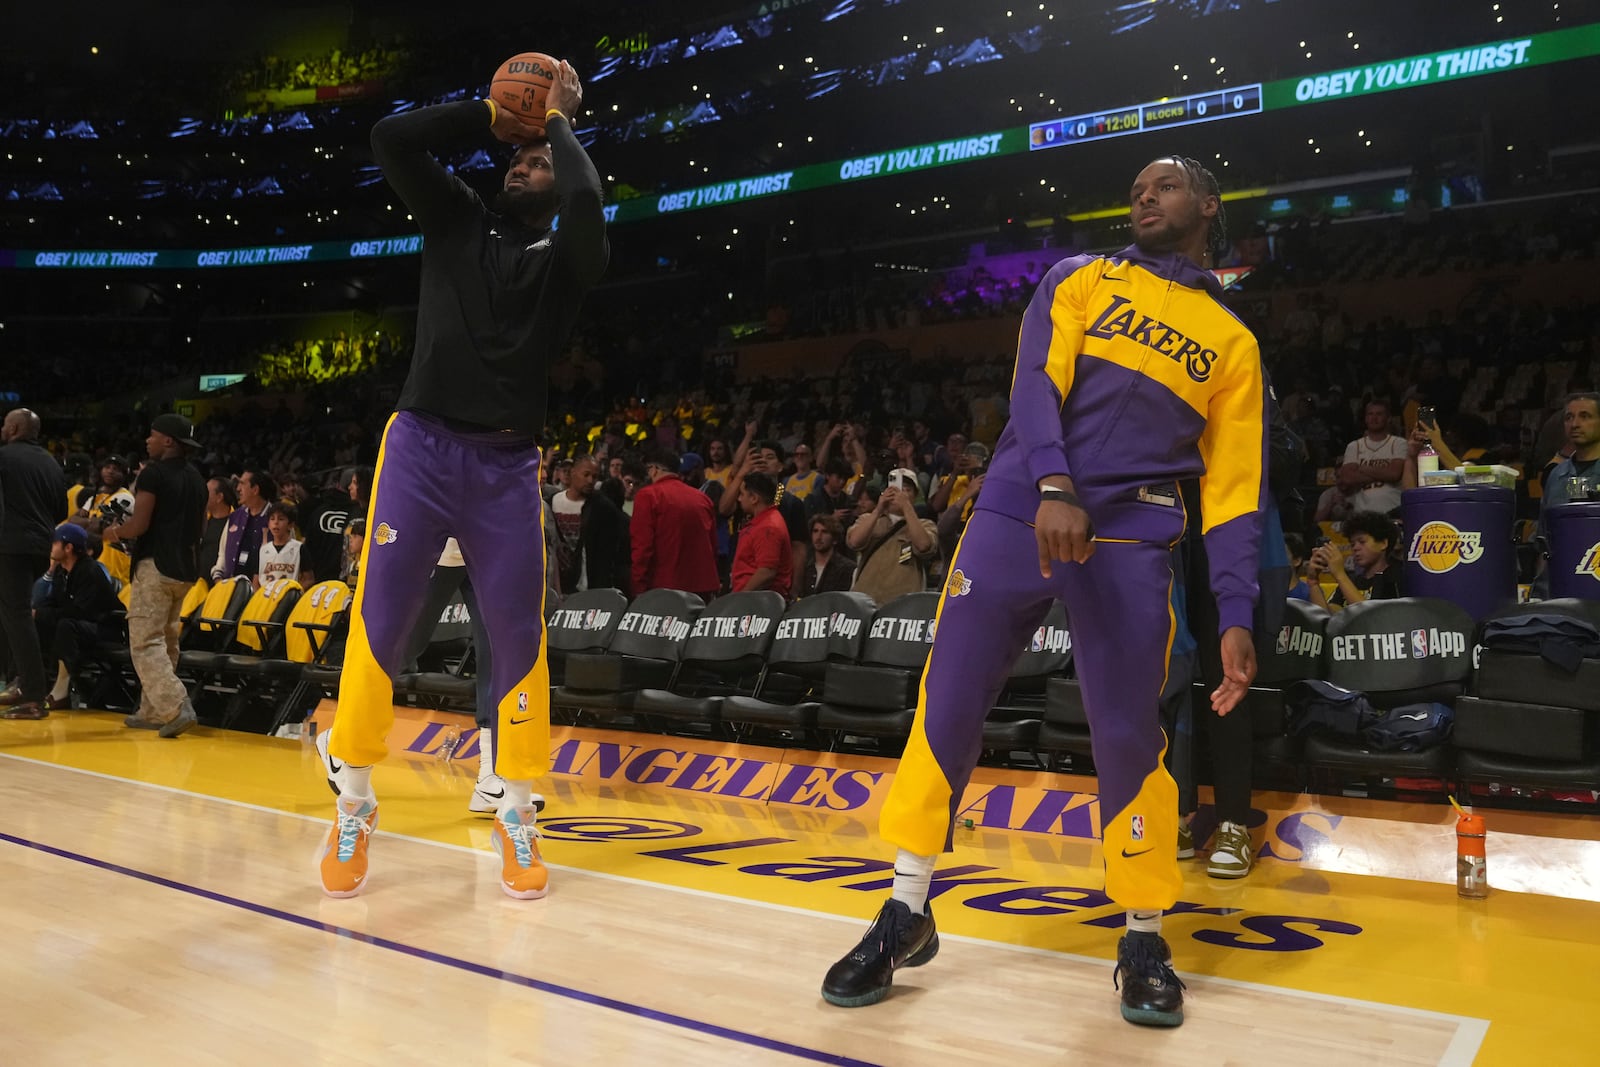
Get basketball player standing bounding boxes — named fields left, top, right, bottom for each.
left=317, top=60, right=606, bottom=899
left=820, top=156, right=1266, bottom=1027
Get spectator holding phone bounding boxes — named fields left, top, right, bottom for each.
left=1402, top=406, right=1464, bottom=489
left=1307, top=511, right=1401, bottom=609
left=847, top=468, right=939, bottom=605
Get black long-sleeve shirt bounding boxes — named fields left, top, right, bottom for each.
left=371, top=100, right=608, bottom=435
left=40, top=559, right=119, bottom=624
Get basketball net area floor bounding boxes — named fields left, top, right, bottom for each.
left=3, top=706, right=1596, bottom=1066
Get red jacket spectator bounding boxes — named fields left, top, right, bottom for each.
left=631, top=453, right=720, bottom=598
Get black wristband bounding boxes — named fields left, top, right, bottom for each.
left=1039, top=486, right=1080, bottom=507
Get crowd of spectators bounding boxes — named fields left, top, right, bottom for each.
left=253, top=331, right=399, bottom=389
left=9, top=196, right=1599, bottom=612
left=224, top=43, right=409, bottom=96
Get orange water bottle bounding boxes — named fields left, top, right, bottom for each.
left=1451, top=796, right=1487, bottom=898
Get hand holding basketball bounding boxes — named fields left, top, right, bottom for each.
left=546, top=60, right=584, bottom=121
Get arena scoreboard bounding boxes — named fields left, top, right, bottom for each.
left=1028, top=84, right=1263, bottom=152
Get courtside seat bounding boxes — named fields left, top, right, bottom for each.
left=816, top=592, right=938, bottom=746
left=1455, top=750, right=1600, bottom=791
left=395, top=587, right=478, bottom=710
left=985, top=601, right=1070, bottom=753
left=212, top=582, right=305, bottom=677
left=192, top=581, right=304, bottom=728
left=1301, top=734, right=1456, bottom=778
left=552, top=589, right=703, bottom=721
left=545, top=588, right=629, bottom=688
left=1301, top=597, right=1473, bottom=783
left=1035, top=676, right=1094, bottom=759
left=633, top=591, right=786, bottom=732
left=722, top=592, right=875, bottom=736
left=982, top=717, right=1041, bottom=751
left=176, top=576, right=254, bottom=674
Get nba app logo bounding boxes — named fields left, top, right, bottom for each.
left=584, top=609, right=598, bottom=629
left=517, top=692, right=528, bottom=712
left=1130, top=815, right=1145, bottom=842
left=1276, top=626, right=1292, bottom=655
left=1411, top=628, right=1428, bottom=659
left=739, top=616, right=751, bottom=638
left=1031, top=627, right=1046, bottom=653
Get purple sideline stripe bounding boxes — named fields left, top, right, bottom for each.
left=0, top=829, right=880, bottom=1067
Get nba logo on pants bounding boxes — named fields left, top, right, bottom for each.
left=1131, top=815, right=1145, bottom=842
left=517, top=692, right=528, bottom=712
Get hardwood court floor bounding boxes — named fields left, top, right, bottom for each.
left=2, top=713, right=1594, bottom=1065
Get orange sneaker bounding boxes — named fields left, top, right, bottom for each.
left=319, top=795, right=378, bottom=898
left=491, top=805, right=548, bottom=899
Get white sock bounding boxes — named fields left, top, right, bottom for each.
left=477, top=727, right=496, bottom=782
left=49, top=665, right=70, bottom=702
left=501, top=779, right=535, bottom=816
left=891, top=849, right=937, bottom=913
left=342, top=764, right=374, bottom=801
left=1127, top=910, right=1162, bottom=935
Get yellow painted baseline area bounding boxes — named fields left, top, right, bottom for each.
left=3, top=710, right=1597, bottom=1065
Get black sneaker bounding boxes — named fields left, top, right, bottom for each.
left=1115, top=932, right=1185, bottom=1026
left=821, top=899, right=939, bottom=1007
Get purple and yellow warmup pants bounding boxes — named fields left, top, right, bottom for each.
left=880, top=508, right=1183, bottom=912
left=327, top=411, right=551, bottom=780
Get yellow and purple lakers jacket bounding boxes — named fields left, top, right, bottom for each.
left=979, top=244, right=1267, bottom=633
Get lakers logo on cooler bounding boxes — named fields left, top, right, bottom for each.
left=1407, top=520, right=1483, bottom=573
left=373, top=522, right=398, bottom=546
left=1576, top=542, right=1600, bottom=583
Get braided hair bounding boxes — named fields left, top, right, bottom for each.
left=1161, top=155, right=1229, bottom=266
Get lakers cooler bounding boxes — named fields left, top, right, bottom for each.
left=1546, top=500, right=1600, bottom=601
left=1401, top=486, right=1516, bottom=620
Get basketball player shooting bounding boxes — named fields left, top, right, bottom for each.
left=820, top=156, right=1265, bottom=1027
left=316, top=57, right=606, bottom=900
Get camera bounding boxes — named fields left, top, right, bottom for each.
left=100, top=494, right=135, bottom=526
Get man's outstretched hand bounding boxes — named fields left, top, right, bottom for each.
left=1211, top=626, right=1257, bottom=715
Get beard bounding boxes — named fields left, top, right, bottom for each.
left=494, top=184, right=560, bottom=222
left=1132, top=210, right=1202, bottom=257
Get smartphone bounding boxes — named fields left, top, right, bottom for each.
left=1417, top=406, right=1437, bottom=430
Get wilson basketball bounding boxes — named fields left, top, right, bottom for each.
left=490, top=52, right=558, bottom=136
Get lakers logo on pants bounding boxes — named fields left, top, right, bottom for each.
left=879, top=508, right=1183, bottom=913
left=328, top=411, right=552, bottom=781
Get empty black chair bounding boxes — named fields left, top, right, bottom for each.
left=722, top=592, right=875, bottom=737
left=545, top=587, right=629, bottom=687
left=1452, top=599, right=1600, bottom=789
left=396, top=590, right=477, bottom=711
left=1036, top=676, right=1095, bottom=764
left=632, top=591, right=787, bottom=734
left=552, top=588, right=704, bottom=723
left=985, top=601, right=1071, bottom=755
left=816, top=592, right=939, bottom=751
